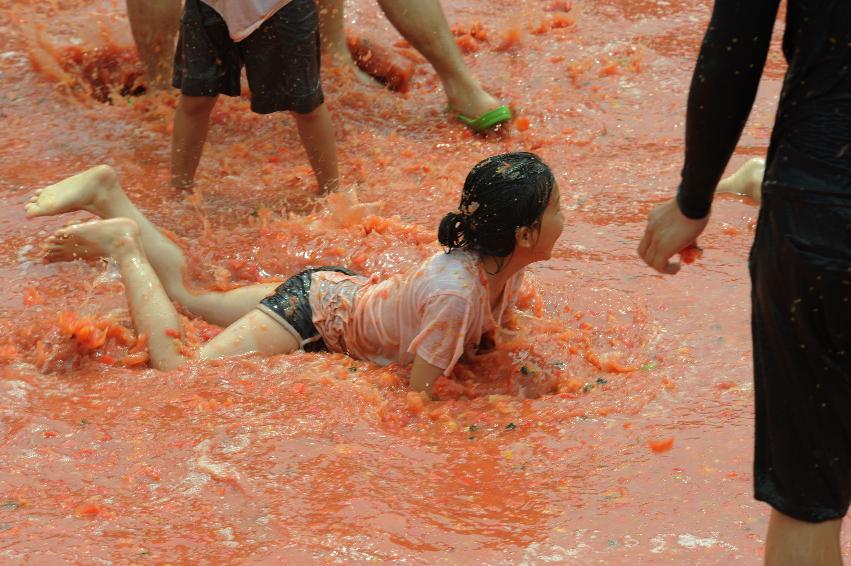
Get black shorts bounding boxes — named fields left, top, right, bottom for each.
left=172, top=0, right=324, bottom=114
left=256, top=266, right=356, bottom=352
left=750, top=182, right=851, bottom=522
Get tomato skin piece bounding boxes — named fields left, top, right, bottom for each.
left=495, top=27, right=522, bottom=52
left=550, top=14, right=575, bottom=28
left=679, top=245, right=703, bottom=264
left=75, top=503, right=101, bottom=517
left=648, top=437, right=675, bottom=453
left=120, top=350, right=149, bottom=367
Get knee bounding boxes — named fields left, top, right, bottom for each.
left=292, top=103, right=326, bottom=123
left=178, top=95, right=217, bottom=117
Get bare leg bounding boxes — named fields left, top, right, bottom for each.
left=44, top=219, right=300, bottom=369
left=764, top=509, right=843, bottom=566
left=292, top=103, right=340, bottom=195
left=717, top=157, right=764, bottom=203
left=126, top=0, right=181, bottom=90
left=375, top=0, right=502, bottom=118
left=25, top=165, right=278, bottom=327
left=44, top=219, right=189, bottom=371
left=317, top=0, right=376, bottom=85
left=199, top=309, right=300, bottom=361
left=171, top=94, right=218, bottom=190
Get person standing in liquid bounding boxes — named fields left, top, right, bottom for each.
left=126, top=0, right=181, bottom=91
left=638, top=1, right=850, bottom=564
left=171, top=0, right=339, bottom=195
left=317, top=0, right=512, bottom=133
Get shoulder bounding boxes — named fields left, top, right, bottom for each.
left=418, top=250, right=484, bottom=297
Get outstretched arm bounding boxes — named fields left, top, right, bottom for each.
left=639, top=0, right=780, bottom=273
left=677, top=0, right=780, bottom=218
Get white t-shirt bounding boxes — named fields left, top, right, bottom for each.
left=309, top=250, right=524, bottom=375
left=201, top=0, right=293, bottom=41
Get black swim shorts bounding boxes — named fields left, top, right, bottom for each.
left=257, top=267, right=356, bottom=352
left=749, top=182, right=851, bottom=522
left=172, top=0, right=324, bottom=114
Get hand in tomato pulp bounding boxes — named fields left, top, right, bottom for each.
left=638, top=198, right=709, bottom=274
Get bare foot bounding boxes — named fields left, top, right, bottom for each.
left=43, top=218, right=141, bottom=263
left=25, top=165, right=119, bottom=219
left=718, top=157, right=765, bottom=202
left=446, top=82, right=503, bottom=120
left=738, top=157, right=765, bottom=202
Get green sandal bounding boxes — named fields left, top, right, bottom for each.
left=457, top=104, right=512, bottom=133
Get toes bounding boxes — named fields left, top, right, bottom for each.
left=49, top=231, right=74, bottom=244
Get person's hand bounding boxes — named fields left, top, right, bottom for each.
left=638, top=198, right=709, bottom=274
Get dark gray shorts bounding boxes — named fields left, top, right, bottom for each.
left=257, top=267, right=356, bottom=352
left=750, top=180, right=851, bottom=522
left=172, top=0, right=324, bottom=114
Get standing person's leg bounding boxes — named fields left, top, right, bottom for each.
left=764, top=511, right=843, bottom=566
left=242, top=0, right=340, bottom=197
left=26, top=166, right=279, bottom=327
left=171, top=94, right=218, bottom=189
left=317, top=0, right=348, bottom=63
left=127, top=0, right=182, bottom=90
left=375, top=0, right=506, bottom=122
left=317, top=0, right=376, bottom=84
left=170, top=0, right=243, bottom=190
left=43, top=219, right=300, bottom=369
left=292, top=103, right=340, bottom=195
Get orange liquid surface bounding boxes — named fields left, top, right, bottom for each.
left=0, top=0, right=847, bottom=563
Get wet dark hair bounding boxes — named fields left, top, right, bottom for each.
left=438, top=152, right=555, bottom=258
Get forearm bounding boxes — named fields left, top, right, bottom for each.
left=677, top=0, right=779, bottom=219
left=409, top=355, right=445, bottom=398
